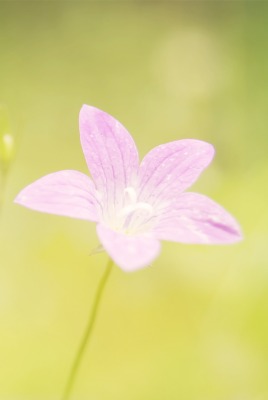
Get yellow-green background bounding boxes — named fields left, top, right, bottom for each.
left=1, top=1, right=268, bottom=399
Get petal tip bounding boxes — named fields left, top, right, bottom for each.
left=13, top=192, right=24, bottom=205
left=233, top=228, right=244, bottom=243
left=80, top=104, right=90, bottom=118
left=81, top=103, right=90, bottom=110
left=194, top=139, right=215, bottom=159
left=80, top=104, right=100, bottom=116
left=202, top=141, right=215, bottom=167
left=79, top=104, right=105, bottom=126
left=208, top=142, right=215, bottom=155
left=201, top=140, right=215, bottom=160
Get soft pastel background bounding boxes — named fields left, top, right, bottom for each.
left=0, top=1, right=268, bottom=399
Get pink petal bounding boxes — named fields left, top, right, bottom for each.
left=97, top=224, right=161, bottom=272
left=154, top=192, right=242, bottom=244
left=15, top=170, right=99, bottom=222
left=79, top=105, right=139, bottom=207
left=138, top=140, right=214, bottom=203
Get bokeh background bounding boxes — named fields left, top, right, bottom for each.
left=1, top=1, right=268, bottom=399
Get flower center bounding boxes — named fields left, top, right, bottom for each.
left=102, top=186, right=156, bottom=235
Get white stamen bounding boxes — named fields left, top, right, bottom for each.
left=124, top=187, right=137, bottom=204
left=121, top=202, right=153, bottom=217
left=101, top=186, right=157, bottom=235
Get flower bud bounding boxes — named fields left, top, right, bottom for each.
left=0, top=107, right=15, bottom=171
left=0, top=133, right=15, bottom=165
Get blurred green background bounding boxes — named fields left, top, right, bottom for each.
left=1, top=1, right=268, bottom=399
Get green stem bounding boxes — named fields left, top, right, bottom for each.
left=61, top=258, right=113, bottom=400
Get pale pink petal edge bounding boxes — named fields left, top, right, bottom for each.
left=154, top=192, right=243, bottom=244
left=138, top=139, right=215, bottom=200
left=14, top=170, right=99, bottom=222
left=79, top=105, right=139, bottom=193
left=97, top=224, right=161, bottom=272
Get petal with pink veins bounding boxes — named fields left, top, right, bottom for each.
left=138, top=140, right=214, bottom=203
left=14, top=170, right=99, bottom=222
left=79, top=105, right=139, bottom=208
left=97, top=224, right=161, bottom=272
left=154, top=192, right=242, bottom=244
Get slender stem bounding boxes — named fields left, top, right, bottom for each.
left=61, top=258, right=113, bottom=400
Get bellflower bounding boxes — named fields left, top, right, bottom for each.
left=15, top=105, right=242, bottom=271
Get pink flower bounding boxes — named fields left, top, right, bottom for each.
left=15, top=105, right=242, bottom=271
